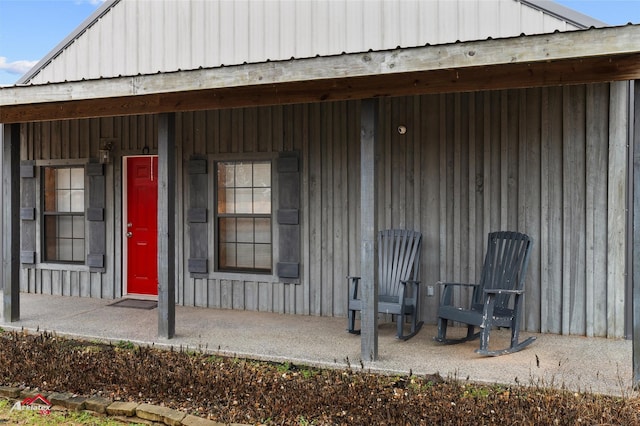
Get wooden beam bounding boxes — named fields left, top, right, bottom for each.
left=2, top=124, right=20, bottom=322
left=2, top=24, right=640, bottom=110
left=633, top=80, right=640, bottom=388
left=360, top=98, right=378, bottom=361
left=157, top=113, right=176, bottom=339
left=2, top=54, right=640, bottom=124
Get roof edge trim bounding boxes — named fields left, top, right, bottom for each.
left=519, top=0, right=607, bottom=29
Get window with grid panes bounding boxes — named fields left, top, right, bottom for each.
left=42, top=166, right=85, bottom=263
left=216, top=161, right=272, bottom=273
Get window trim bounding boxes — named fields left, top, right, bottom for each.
left=38, top=161, right=88, bottom=266
left=214, top=159, right=274, bottom=274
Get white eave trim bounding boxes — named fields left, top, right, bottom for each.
left=1, top=24, right=639, bottom=108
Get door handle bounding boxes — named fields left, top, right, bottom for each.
left=126, top=231, right=133, bottom=238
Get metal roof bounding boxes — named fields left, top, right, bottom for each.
left=14, top=0, right=606, bottom=87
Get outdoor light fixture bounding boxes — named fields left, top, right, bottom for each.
left=99, top=139, right=115, bottom=164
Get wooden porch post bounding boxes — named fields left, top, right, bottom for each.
left=158, top=113, right=176, bottom=339
left=2, top=124, right=20, bottom=322
left=360, top=99, right=378, bottom=361
left=633, top=81, right=640, bottom=388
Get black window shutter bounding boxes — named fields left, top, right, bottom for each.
left=277, top=152, right=300, bottom=280
left=188, top=157, right=208, bottom=275
left=20, top=161, right=36, bottom=264
left=86, top=162, right=106, bottom=270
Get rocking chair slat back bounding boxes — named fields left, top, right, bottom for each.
left=475, top=231, right=532, bottom=309
left=347, top=229, right=424, bottom=340
left=379, top=229, right=421, bottom=298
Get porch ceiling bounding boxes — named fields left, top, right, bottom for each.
left=1, top=24, right=639, bottom=124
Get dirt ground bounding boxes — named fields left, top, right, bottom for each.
left=0, top=330, right=638, bottom=425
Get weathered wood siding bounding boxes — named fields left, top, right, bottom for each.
left=19, top=116, right=158, bottom=300
left=371, top=83, right=627, bottom=338
left=18, top=82, right=628, bottom=338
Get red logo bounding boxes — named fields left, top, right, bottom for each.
left=11, top=393, right=51, bottom=415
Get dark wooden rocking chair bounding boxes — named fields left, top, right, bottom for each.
left=434, top=231, right=535, bottom=356
left=347, top=229, right=423, bottom=340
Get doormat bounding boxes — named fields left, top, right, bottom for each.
left=108, top=299, right=157, bottom=310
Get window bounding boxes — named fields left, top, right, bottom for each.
left=42, top=167, right=85, bottom=263
left=216, top=161, right=272, bottom=273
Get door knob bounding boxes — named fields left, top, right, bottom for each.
left=126, top=231, right=133, bottom=238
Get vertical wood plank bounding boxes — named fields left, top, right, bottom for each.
left=384, top=99, right=392, bottom=229
left=207, top=279, right=218, bottom=309
left=422, top=94, right=441, bottom=315
left=467, top=92, right=476, bottom=293
left=233, top=280, right=245, bottom=310
left=245, top=281, right=258, bottom=311
left=608, top=81, right=629, bottom=338
left=52, top=270, right=62, bottom=295
left=499, top=91, right=509, bottom=229
left=482, top=93, right=492, bottom=247
left=299, top=103, right=312, bottom=315
left=540, top=87, right=551, bottom=333
left=309, top=103, right=322, bottom=316
left=453, top=94, right=462, bottom=283
left=42, top=270, right=52, bottom=295
left=522, top=88, right=541, bottom=332
left=548, top=86, right=564, bottom=334
left=220, top=279, right=232, bottom=308
left=258, top=281, right=272, bottom=312
left=439, top=95, right=449, bottom=286
left=561, top=86, right=572, bottom=336
left=333, top=101, right=348, bottom=316
left=320, top=103, right=333, bottom=316
left=586, top=84, right=609, bottom=337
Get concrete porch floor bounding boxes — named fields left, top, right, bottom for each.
left=1, top=292, right=635, bottom=397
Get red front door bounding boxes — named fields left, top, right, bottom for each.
left=126, top=156, right=158, bottom=296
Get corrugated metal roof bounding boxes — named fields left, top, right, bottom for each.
left=16, top=0, right=607, bottom=87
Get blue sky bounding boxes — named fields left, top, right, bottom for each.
left=0, top=0, right=639, bottom=86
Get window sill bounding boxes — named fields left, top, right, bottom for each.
left=25, top=263, right=90, bottom=272
left=205, top=271, right=278, bottom=283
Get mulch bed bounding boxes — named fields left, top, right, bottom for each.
left=0, top=330, right=638, bottom=425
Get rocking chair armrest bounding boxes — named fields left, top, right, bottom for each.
left=347, top=276, right=361, bottom=299
left=436, top=281, right=479, bottom=289
left=399, top=280, right=421, bottom=305
left=436, top=282, right=478, bottom=306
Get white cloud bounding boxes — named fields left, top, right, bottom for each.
left=0, top=57, right=38, bottom=75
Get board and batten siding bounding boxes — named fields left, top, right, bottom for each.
left=18, top=115, right=158, bottom=300
left=16, top=82, right=628, bottom=338
left=372, top=83, right=627, bottom=338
